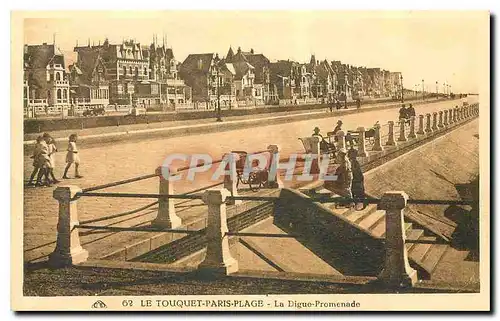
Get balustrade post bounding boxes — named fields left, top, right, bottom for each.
left=378, top=191, right=417, bottom=288
left=372, top=123, right=384, bottom=151
left=408, top=116, right=417, bottom=139
left=267, top=144, right=284, bottom=188
left=438, top=111, right=444, bottom=128
left=153, top=166, right=182, bottom=228
left=198, top=188, right=238, bottom=276
left=397, top=119, right=407, bottom=142
left=448, top=108, right=454, bottom=124
left=425, top=113, right=432, bottom=134
left=223, top=152, right=242, bottom=205
left=386, top=121, right=396, bottom=146
left=432, top=112, right=438, bottom=131
left=49, top=186, right=89, bottom=267
left=443, top=109, right=449, bottom=126
left=416, top=115, right=425, bottom=135
left=357, top=127, right=367, bottom=157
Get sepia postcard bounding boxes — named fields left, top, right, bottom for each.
left=11, top=10, right=490, bottom=311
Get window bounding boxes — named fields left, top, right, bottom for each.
left=57, top=89, right=62, bottom=100
left=135, top=67, right=139, bottom=78
left=56, top=73, right=61, bottom=81
left=63, top=89, right=67, bottom=99
left=123, top=66, right=127, bottom=76
left=129, top=66, right=133, bottom=76
left=198, top=59, right=203, bottom=70
left=144, top=68, right=147, bottom=77
left=50, top=74, right=54, bottom=82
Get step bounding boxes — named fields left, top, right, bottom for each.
left=358, top=210, right=386, bottom=231
left=405, top=229, right=425, bottom=252
left=420, top=244, right=449, bottom=275
left=345, top=204, right=378, bottom=223
left=408, top=243, right=433, bottom=263
left=369, top=220, right=412, bottom=238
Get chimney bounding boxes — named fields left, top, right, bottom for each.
left=250, top=48, right=254, bottom=54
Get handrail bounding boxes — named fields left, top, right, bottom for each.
left=75, top=191, right=478, bottom=206
left=81, top=173, right=158, bottom=193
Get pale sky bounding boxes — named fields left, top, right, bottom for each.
left=23, top=11, right=488, bottom=93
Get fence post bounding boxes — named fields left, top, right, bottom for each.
left=49, top=186, right=89, bottom=267
left=432, top=112, right=438, bottom=131
left=438, top=110, right=444, bottom=128
left=408, top=116, right=417, bottom=139
left=448, top=108, right=454, bottom=124
left=267, top=144, right=284, bottom=188
left=425, top=113, right=432, bottom=133
left=153, top=166, right=182, bottom=228
left=198, top=188, right=238, bottom=276
left=223, top=152, right=242, bottom=205
left=336, top=130, right=346, bottom=150
left=397, top=120, right=407, bottom=142
left=356, top=127, right=367, bottom=157
left=385, top=121, right=396, bottom=146
left=372, top=123, right=384, bottom=152
left=378, top=191, right=417, bottom=288
left=416, top=115, right=425, bottom=135
left=443, top=109, right=449, bottom=126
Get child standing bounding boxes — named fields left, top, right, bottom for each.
left=35, top=136, right=52, bottom=186
left=63, top=134, right=83, bottom=179
left=46, top=135, right=60, bottom=184
left=27, top=136, right=43, bottom=186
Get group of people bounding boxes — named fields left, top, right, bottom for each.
left=324, top=147, right=365, bottom=209
left=27, top=133, right=83, bottom=187
left=398, top=103, right=416, bottom=123
left=312, top=119, right=356, bottom=152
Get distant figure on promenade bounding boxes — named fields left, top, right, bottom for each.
left=324, top=148, right=354, bottom=208
left=399, top=104, right=408, bottom=120
left=336, top=99, right=342, bottom=110
left=328, top=99, right=334, bottom=113
left=348, top=148, right=366, bottom=209
left=312, top=127, right=329, bottom=153
left=62, top=134, right=83, bottom=179
left=356, top=99, right=361, bottom=109
left=407, top=103, right=416, bottom=118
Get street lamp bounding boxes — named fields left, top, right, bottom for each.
left=400, top=74, right=404, bottom=103
left=421, top=79, right=424, bottom=100
left=435, top=81, right=438, bottom=98
left=214, top=54, right=223, bottom=122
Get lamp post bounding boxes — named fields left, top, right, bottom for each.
left=421, top=79, right=424, bottom=101
left=435, top=81, right=438, bottom=98
left=400, top=74, right=404, bottom=103
left=214, top=54, right=222, bottom=122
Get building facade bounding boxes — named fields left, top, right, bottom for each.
left=23, top=43, right=71, bottom=116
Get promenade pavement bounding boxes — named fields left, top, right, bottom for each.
left=22, top=97, right=476, bottom=265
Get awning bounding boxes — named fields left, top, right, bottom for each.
left=70, top=90, right=77, bottom=94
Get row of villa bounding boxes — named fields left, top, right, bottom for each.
left=23, top=37, right=404, bottom=117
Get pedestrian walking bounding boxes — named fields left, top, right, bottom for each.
left=324, top=148, right=354, bottom=208
left=26, top=136, right=43, bottom=186
left=348, top=148, right=366, bottom=209
left=62, top=133, right=83, bottom=179
left=34, top=135, right=52, bottom=187
left=46, top=134, right=60, bottom=184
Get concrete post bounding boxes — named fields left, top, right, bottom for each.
left=408, top=116, right=417, bottom=139
left=267, top=144, right=284, bottom=188
left=438, top=110, right=444, bottom=128
left=386, top=121, right=396, bottom=146
left=153, top=166, right=182, bottom=228
left=336, top=130, right=346, bottom=150
left=372, top=123, right=384, bottom=152
left=223, top=153, right=242, bottom=205
left=198, top=188, right=238, bottom=276
left=454, top=108, right=458, bottom=122
left=448, top=109, right=454, bottom=124
left=397, top=119, right=407, bottom=142
left=425, top=113, right=432, bottom=133
left=49, top=186, right=89, bottom=267
left=416, top=115, right=425, bottom=135
left=443, top=109, right=449, bottom=126
left=432, top=112, right=438, bottom=131
left=378, top=191, right=418, bottom=288
left=357, top=127, right=367, bottom=157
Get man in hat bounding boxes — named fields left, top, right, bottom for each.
left=312, top=127, right=329, bottom=153
left=407, top=103, right=416, bottom=118
left=324, top=148, right=354, bottom=208
left=333, top=120, right=343, bottom=136
left=348, top=148, right=366, bottom=208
